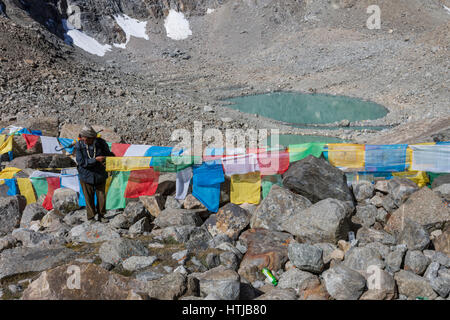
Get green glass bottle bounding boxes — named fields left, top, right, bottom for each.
left=262, top=267, right=278, bottom=286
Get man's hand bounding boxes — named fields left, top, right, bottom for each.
left=95, top=156, right=106, bottom=162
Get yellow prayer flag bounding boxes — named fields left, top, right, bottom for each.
left=327, top=144, right=365, bottom=169
left=105, top=175, right=113, bottom=195
left=0, top=135, right=13, bottom=155
left=392, top=171, right=429, bottom=188
left=0, top=135, right=5, bottom=146
left=0, top=167, right=22, bottom=179
left=17, top=178, right=37, bottom=205
left=105, top=157, right=152, bottom=172
left=230, top=171, right=261, bottom=205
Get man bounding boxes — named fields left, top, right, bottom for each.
left=75, top=125, right=115, bottom=222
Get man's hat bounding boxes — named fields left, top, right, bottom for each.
left=79, top=125, right=98, bottom=138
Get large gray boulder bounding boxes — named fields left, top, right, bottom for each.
left=69, top=222, right=120, bottom=243
left=343, top=247, right=385, bottom=277
left=0, top=196, right=26, bottom=235
left=0, top=246, right=77, bottom=280
left=99, top=238, right=149, bottom=266
left=196, top=265, right=240, bottom=300
left=277, top=268, right=320, bottom=292
left=154, top=209, right=202, bottom=228
left=122, top=256, right=158, bottom=272
left=147, top=273, right=187, bottom=300
left=20, top=203, right=48, bottom=229
left=128, top=217, right=152, bottom=235
left=11, top=228, right=64, bottom=248
left=397, top=219, right=430, bottom=251
left=322, top=264, right=367, bottom=300
left=394, top=270, right=438, bottom=299
left=352, top=205, right=378, bottom=228
left=387, top=177, right=419, bottom=207
left=282, top=155, right=354, bottom=204
left=203, top=203, right=250, bottom=240
left=250, top=185, right=312, bottom=232
left=288, top=243, right=324, bottom=274
left=404, top=250, right=430, bottom=275
left=352, top=181, right=375, bottom=202
left=281, top=198, right=353, bottom=244
left=51, top=188, right=80, bottom=214
left=361, top=268, right=397, bottom=300
left=385, top=245, right=407, bottom=273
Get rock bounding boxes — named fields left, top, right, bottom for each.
left=205, top=252, right=220, bottom=269
left=298, top=282, right=330, bottom=300
left=215, top=242, right=244, bottom=260
left=364, top=242, right=390, bottom=260
left=40, top=210, right=65, bottom=232
left=255, top=288, right=298, bottom=300
left=123, top=201, right=150, bottom=225
left=352, top=181, right=374, bottom=202
left=376, top=207, right=388, bottom=223
left=0, top=235, right=16, bottom=252
left=172, top=250, right=189, bottom=265
left=404, top=250, right=430, bottom=275
left=431, top=174, right=450, bottom=189
left=151, top=225, right=195, bottom=243
left=381, top=195, right=397, bottom=212
left=352, top=205, right=377, bottom=228
left=220, top=251, right=239, bottom=271
left=356, top=227, right=396, bottom=246
left=183, top=194, right=206, bottom=210
left=397, top=219, right=430, bottom=251
left=282, top=155, right=354, bottom=203
left=99, top=238, right=149, bottom=266
left=203, top=203, right=250, bottom=240
left=314, top=243, right=337, bottom=265
left=277, top=268, right=320, bottom=292
left=365, top=268, right=396, bottom=300
left=433, top=228, right=450, bottom=257
left=387, top=177, right=419, bottom=207
left=139, top=195, right=165, bottom=218
left=322, top=264, right=367, bottom=300
left=164, top=195, right=183, bottom=209
left=135, top=270, right=165, bottom=282
left=63, top=210, right=88, bottom=226
left=0, top=246, right=77, bottom=280
left=0, top=195, right=26, bottom=235
left=51, top=188, right=80, bottom=214
left=281, top=198, right=353, bottom=244
left=185, top=227, right=214, bottom=250
left=174, top=265, right=188, bottom=275
left=196, top=266, right=240, bottom=300
left=155, top=178, right=176, bottom=197
left=250, top=185, right=312, bottom=232
left=423, top=250, right=450, bottom=267
left=375, top=180, right=389, bottom=193
left=338, top=240, right=352, bottom=253
left=237, top=228, right=293, bottom=282
left=11, top=228, right=63, bottom=248
left=59, top=124, right=121, bottom=143
left=386, top=245, right=407, bottom=273
left=433, top=184, right=450, bottom=200
left=343, top=247, right=385, bottom=277
left=110, top=214, right=130, bottom=229
left=69, top=221, right=120, bottom=243
left=20, top=203, right=47, bottom=229
left=394, top=270, right=438, bottom=299
left=8, top=154, right=76, bottom=170
left=288, top=243, right=324, bottom=274
left=385, top=187, right=450, bottom=234
left=154, top=209, right=202, bottom=228
left=122, top=256, right=157, bottom=272
left=22, top=263, right=145, bottom=300
left=370, top=194, right=384, bottom=208
left=129, top=217, right=152, bottom=235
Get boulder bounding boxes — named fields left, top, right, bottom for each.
left=11, top=228, right=63, bottom=248
left=51, top=188, right=80, bottom=214
left=69, top=222, right=120, bottom=243
left=219, top=251, right=240, bottom=271
left=375, top=180, right=389, bottom=193
left=356, top=227, right=396, bottom=246
left=370, top=194, right=384, bottom=208
left=397, top=219, right=430, bottom=251
left=203, top=203, right=250, bottom=240
left=352, top=181, right=374, bottom=202
left=183, top=194, right=206, bottom=210
left=404, top=250, right=430, bottom=275
left=129, top=217, right=152, bottom=235
left=63, top=210, right=88, bottom=226
left=0, top=235, right=16, bottom=253
left=237, top=228, right=293, bottom=282
left=343, top=247, right=385, bottom=277
left=314, top=243, right=337, bottom=265
left=250, top=185, right=312, bottom=232
left=381, top=195, right=397, bottom=212
left=352, top=205, right=377, bottom=228
left=123, top=201, right=150, bottom=225
left=387, top=177, right=419, bottom=207
left=110, top=214, right=131, bottom=229
left=151, top=225, right=196, bottom=243
left=0, top=246, right=77, bottom=280
left=196, top=265, right=240, bottom=300
left=385, top=187, right=450, bottom=234
left=282, top=155, right=354, bottom=204
left=21, top=263, right=146, bottom=300
left=277, top=268, right=320, bottom=292
left=20, top=202, right=47, bottom=229
left=12, top=134, right=42, bottom=157
left=154, top=209, right=202, bottom=228
left=385, top=245, right=407, bottom=273
left=394, top=270, right=438, bottom=299
left=122, top=256, right=157, bottom=272
left=281, top=198, right=353, bottom=244
left=59, top=123, right=121, bottom=143
left=99, top=238, right=148, bottom=266
left=287, top=243, right=324, bottom=274
left=255, top=288, right=298, bottom=300
left=0, top=195, right=26, bottom=235
left=185, top=227, right=214, bottom=251
left=8, top=154, right=76, bottom=170
left=147, top=273, right=187, bottom=300
left=364, top=242, right=390, bottom=260
left=433, top=184, right=450, bottom=200
left=322, top=264, right=367, bottom=300
left=139, top=195, right=165, bottom=218
left=423, top=250, right=450, bottom=267
left=164, top=195, right=183, bottom=209
left=364, top=268, right=396, bottom=300
left=433, top=227, right=450, bottom=257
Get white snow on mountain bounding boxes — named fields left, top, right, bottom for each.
left=164, top=9, right=192, bottom=40
left=62, top=19, right=112, bottom=57
left=113, top=14, right=149, bottom=48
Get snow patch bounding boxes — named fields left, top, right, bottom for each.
left=113, top=14, right=149, bottom=48
left=164, top=9, right=192, bottom=40
left=62, top=19, right=111, bottom=57
left=206, top=8, right=215, bottom=14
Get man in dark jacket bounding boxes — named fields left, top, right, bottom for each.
left=75, top=125, right=115, bottom=221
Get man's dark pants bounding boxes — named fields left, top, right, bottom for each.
left=80, top=180, right=106, bottom=220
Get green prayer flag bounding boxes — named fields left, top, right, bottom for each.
left=106, top=171, right=131, bottom=210
left=261, top=174, right=283, bottom=199
left=288, top=143, right=325, bottom=163
left=30, top=177, right=48, bottom=199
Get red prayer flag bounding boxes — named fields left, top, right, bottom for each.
left=22, top=134, right=40, bottom=150
left=124, top=168, right=160, bottom=198
left=257, top=150, right=290, bottom=175
left=42, top=177, right=60, bottom=210
left=111, top=143, right=131, bottom=157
